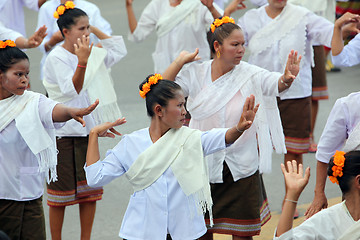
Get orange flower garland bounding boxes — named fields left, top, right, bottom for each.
left=0, top=40, right=16, bottom=49
left=211, top=16, right=235, bottom=33
left=329, top=150, right=346, bottom=184
left=54, top=1, right=76, bottom=19
left=139, top=73, right=163, bottom=99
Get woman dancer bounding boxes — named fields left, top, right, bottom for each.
left=85, top=75, right=258, bottom=239
left=0, top=40, right=98, bottom=240
left=42, top=2, right=126, bottom=239
left=163, top=17, right=301, bottom=239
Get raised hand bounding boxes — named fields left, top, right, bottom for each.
left=74, top=35, right=93, bottom=65
left=177, top=48, right=201, bottom=65
left=200, top=0, right=214, bottom=8
left=91, top=118, right=127, bottom=138
left=224, top=0, right=246, bottom=16
left=281, top=160, right=310, bottom=201
left=27, top=25, right=47, bottom=48
left=236, top=94, right=259, bottom=132
left=335, top=12, right=360, bottom=29
left=283, top=50, right=302, bottom=86
left=126, top=0, right=134, bottom=6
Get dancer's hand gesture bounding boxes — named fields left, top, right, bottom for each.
left=281, top=160, right=310, bottom=201
left=27, top=25, right=48, bottom=48
left=236, top=94, right=259, bottom=132
left=283, top=50, right=301, bottom=87
left=74, top=35, right=93, bottom=65
left=91, top=118, right=127, bottom=138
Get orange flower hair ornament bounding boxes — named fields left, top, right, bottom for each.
left=139, top=74, right=163, bottom=99
left=54, top=1, right=76, bottom=19
left=329, top=150, right=346, bottom=184
left=0, top=40, right=16, bottom=49
left=211, top=16, right=235, bottom=33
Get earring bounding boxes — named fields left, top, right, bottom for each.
left=217, top=51, right=220, bottom=58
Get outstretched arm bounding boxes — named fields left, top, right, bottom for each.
left=52, top=99, right=99, bottom=126
left=278, top=50, right=302, bottom=93
left=162, top=49, right=200, bottom=80
left=332, top=12, right=360, bottom=56
left=276, top=160, right=310, bottom=237
left=225, top=94, right=259, bottom=144
left=86, top=118, right=126, bottom=166
left=201, top=0, right=222, bottom=19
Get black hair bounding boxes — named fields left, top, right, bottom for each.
left=57, top=7, right=88, bottom=37
left=139, top=75, right=182, bottom=117
left=328, top=150, right=360, bottom=195
left=209, top=17, right=241, bottom=54
left=0, top=42, right=29, bottom=73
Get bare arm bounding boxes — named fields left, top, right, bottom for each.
left=224, top=0, right=246, bottom=17
left=332, top=12, right=360, bottom=56
left=44, top=30, right=63, bottom=52
left=225, top=95, right=259, bottom=144
left=201, top=0, right=222, bottom=19
left=276, top=161, right=310, bottom=237
left=52, top=99, right=99, bottom=126
left=86, top=118, right=126, bottom=166
left=305, top=161, right=329, bottom=218
left=278, top=50, right=302, bottom=93
left=90, top=25, right=111, bottom=40
left=72, top=35, right=93, bottom=93
left=15, top=25, right=47, bottom=49
left=126, top=0, right=137, bottom=33
left=162, top=49, right=200, bottom=80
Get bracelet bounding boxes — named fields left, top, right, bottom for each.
left=285, top=198, right=298, bottom=204
left=281, top=75, right=289, bottom=87
left=235, top=125, right=244, bottom=133
left=77, top=64, right=86, bottom=69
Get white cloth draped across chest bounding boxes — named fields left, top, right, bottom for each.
left=85, top=127, right=228, bottom=240
left=128, top=0, right=222, bottom=73
left=273, top=201, right=358, bottom=240
left=238, top=3, right=333, bottom=100
left=43, top=36, right=127, bottom=137
left=175, top=60, right=285, bottom=182
left=0, top=92, right=63, bottom=201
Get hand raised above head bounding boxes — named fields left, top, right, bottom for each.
left=177, top=48, right=201, bottom=65
left=281, top=160, right=310, bottom=200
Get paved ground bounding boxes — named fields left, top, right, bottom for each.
left=21, top=1, right=360, bottom=239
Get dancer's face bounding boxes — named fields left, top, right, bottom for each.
left=268, top=0, right=287, bottom=9
left=218, top=29, right=245, bottom=66
left=63, top=16, right=90, bottom=45
left=0, top=59, right=30, bottom=99
left=158, top=90, right=187, bottom=129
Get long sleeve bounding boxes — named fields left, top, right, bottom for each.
left=332, top=33, right=360, bottom=67
left=101, top=36, right=127, bottom=68
left=306, top=12, right=334, bottom=47
left=316, top=99, right=348, bottom=163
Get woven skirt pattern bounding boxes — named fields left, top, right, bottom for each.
left=311, top=46, right=328, bottom=101
left=205, top=163, right=271, bottom=237
left=277, top=97, right=311, bottom=154
left=47, top=137, right=103, bottom=207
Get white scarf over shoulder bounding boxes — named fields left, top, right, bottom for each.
left=156, top=0, right=201, bottom=37
left=125, top=127, right=214, bottom=226
left=43, top=47, right=121, bottom=124
left=0, top=91, right=58, bottom=183
left=187, top=61, right=286, bottom=173
left=248, top=3, right=311, bottom=76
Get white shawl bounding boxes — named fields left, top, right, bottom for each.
left=43, top=47, right=121, bottom=124
left=156, top=0, right=201, bottom=37
left=187, top=61, right=286, bottom=173
left=248, top=3, right=311, bottom=75
left=125, top=127, right=214, bottom=226
left=343, top=121, right=360, bottom=152
left=0, top=91, right=58, bottom=183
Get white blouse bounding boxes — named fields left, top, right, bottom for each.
left=43, top=36, right=127, bottom=137
left=316, top=92, right=360, bottom=163
left=0, top=23, right=22, bottom=41
left=238, top=5, right=333, bottom=100
left=128, top=0, right=222, bottom=73
left=332, top=33, right=360, bottom=67
left=176, top=60, right=281, bottom=182
left=85, top=127, right=228, bottom=240
left=0, top=95, right=61, bottom=201
left=273, top=201, right=356, bottom=240
left=37, top=0, right=113, bottom=78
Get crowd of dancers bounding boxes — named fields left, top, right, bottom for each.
left=0, top=0, right=360, bottom=240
